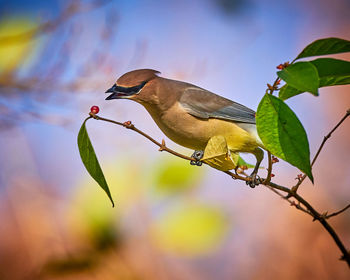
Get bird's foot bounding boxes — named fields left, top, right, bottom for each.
left=246, top=172, right=261, bottom=188
left=190, top=150, right=204, bottom=166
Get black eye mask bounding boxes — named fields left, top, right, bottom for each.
left=105, top=81, right=147, bottom=99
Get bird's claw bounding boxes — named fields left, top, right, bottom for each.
left=246, top=173, right=261, bottom=188
left=190, top=150, right=204, bottom=166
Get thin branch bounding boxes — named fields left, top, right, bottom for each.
left=266, top=77, right=281, bottom=95
left=224, top=170, right=252, bottom=182
left=266, top=180, right=350, bottom=267
left=89, top=113, right=194, bottom=161
left=326, top=204, right=350, bottom=219
left=263, top=185, right=311, bottom=216
left=88, top=112, right=350, bottom=267
left=263, top=151, right=272, bottom=184
left=291, top=109, right=350, bottom=193
left=90, top=113, right=250, bottom=181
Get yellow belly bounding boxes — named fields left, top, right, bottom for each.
left=145, top=103, right=261, bottom=154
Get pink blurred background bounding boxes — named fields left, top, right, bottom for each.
left=0, top=0, right=349, bottom=279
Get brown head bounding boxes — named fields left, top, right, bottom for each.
left=105, top=69, right=160, bottom=104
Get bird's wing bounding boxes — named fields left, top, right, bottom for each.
left=179, top=87, right=256, bottom=124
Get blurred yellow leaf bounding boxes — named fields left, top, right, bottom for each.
left=202, top=135, right=239, bottom=171
left=0, top=16, right=39, bottom=73
left=151, top=203, right=227, bottom=256
left=153, top=157, right=202, bottom=194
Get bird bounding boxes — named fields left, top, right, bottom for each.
left=105, top=69, right=265, bottom=187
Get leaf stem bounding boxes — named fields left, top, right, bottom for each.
left=267, top=77, right=281, bottom=95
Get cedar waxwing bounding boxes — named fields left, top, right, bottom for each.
left=105, top=69, right=264, bottom=187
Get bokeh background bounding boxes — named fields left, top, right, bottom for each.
left=0, top=0, right=350, bottom=279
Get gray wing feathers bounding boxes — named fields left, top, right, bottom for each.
left=180, top=87, right=256, bottom=124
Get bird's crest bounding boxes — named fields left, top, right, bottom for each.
left=116, top=69, right=160, bottom=87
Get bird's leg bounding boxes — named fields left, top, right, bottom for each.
left=246, top=162, right=261, bottom=188
left=246, top=148, right=264, bottom=188
left=190, top=150, right=204, bottom=166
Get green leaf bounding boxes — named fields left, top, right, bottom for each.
left=311, top=58, right=350, bottom=87
left=278, top=85, right=303, bottom=100
left=277, top=61, right=319, bottom=96
left=256, top=94, right=313, bottom=182
left=77, top=117, right=114, bottom=207
left=237, top=156, right=256, bottom=169
left=279, top=58, right=350, bottom=100
left=295, top=37, right=350, bottom=61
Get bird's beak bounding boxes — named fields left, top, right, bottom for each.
left=105, top=85, right=125, bottom=100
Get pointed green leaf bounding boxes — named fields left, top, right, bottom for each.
left=256, top=94, right=313, bottom=182
left=311, top=58, right=350, bottom=87
left=77, top=118, right=114, bottom=207
left=295, top=37, right=350, bottom=61
left=278, top=85, right=303, bottom=100
left=279, top=58, right=350, bottom=100
left=277, top=61, right=319, bottom=96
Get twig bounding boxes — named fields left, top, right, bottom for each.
left=262, top=75, right=281, bottom=184
left=291, top=109, right=350, bottom=193
left=263, top=185, right=311, bottom=216
left=326, top=204, right=350, bottom=219
left=89, top=113, right=194, bottom=161
left=263, top=151, right=272, bottom=184
left=266, top=77, right=281, bottom=95
left=263, top=181, right=350, bottom=266
left=88, top=112, right=350, bottom=267
left=90, top=113, right=250, bottom=181
left=266, top=180, right=350, bottom=266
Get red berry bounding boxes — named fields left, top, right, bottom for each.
left=90, top=105, right=99, bottom=114
left=271, top=173, right=275, bottom=177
